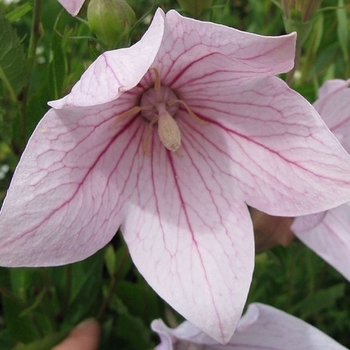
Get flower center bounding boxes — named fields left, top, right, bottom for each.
left=115, top=67, right=206, bottom=155
left=140, top=84, right=181, bottom=153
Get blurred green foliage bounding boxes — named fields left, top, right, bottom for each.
left=0, top=0, right=349, bottom=349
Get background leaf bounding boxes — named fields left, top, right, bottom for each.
left=0, top=10, right=28, bottom=99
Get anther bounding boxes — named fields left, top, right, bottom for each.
left=158, top=111, right=181, bottom=152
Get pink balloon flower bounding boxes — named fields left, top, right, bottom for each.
left=293, top=79, right=350, bottom=281
left=152, top=303, right=347, bottom=349
left=1, top=9, right=350, bottom=342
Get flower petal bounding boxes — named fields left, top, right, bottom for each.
left=232, top=303, right=347, bottom=349
left=153, top=9, right=296, bottom=86
left=317, top=79, right=350, bottom=99
left=152, top=303, right=347, bottom=349
left=292, top=79, right=350, bottom=280
left=293, top=204, right=350, bottom=281
left=57, top=0, right=85, bottom=16
left=180, top=74, right=350, bottom=215
left=314, top=79, right=350, bottom=152
left=291, top=211, right=326, bottom=232
left=122, top=136, right=254, bottom=343
left=0, top=95, right=145, bottom=265
left=50, top=9, right=165, bottom=109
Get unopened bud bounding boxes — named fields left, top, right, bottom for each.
left=280, top=0, right=321, bottom=47
left=281, top=0, right=322, bottom=22
left=177, top=0, right=213, bottom=18
left=87, top=0, right=135, bottom=49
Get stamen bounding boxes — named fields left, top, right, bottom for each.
left=158, top=111, right=181, bottom=152
left=150, top=67, right=162, bottom=102
left=143, top=115, right=158, bottom=156
left=115, top=105, right=153, bottom=124
left=168, top=99, right=208, bottom=124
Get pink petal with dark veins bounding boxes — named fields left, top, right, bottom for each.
left=293, top=79, right=350, bottom=281
left=50, top=9, right=165, bottom=109
left=0, top=94, right=143, bottom=265
left=122, top=130, right=254, bottom=342
left=295, top=204, right=350, bottom=281
left=179, top=72, right=350, bottom=215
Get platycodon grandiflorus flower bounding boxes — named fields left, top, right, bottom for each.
left=2, top=9, right=350, bottom=343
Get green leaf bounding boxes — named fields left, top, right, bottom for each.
left=5, top=3, right=32, bottom=23
left=12, top=329, right=69, bottom=350
left=116, top=281, right=161, bottom=324
left=292, top=283, right=345, bottom=318
left=48, top=33, right=65, bottom=100
left=2, top=296, right=40, bottom=343
left=104, top=245, right=116, bottom=277
left=9, top=268, right=39, bottom=300
left=116, top=312, right=152, bottom=350
left=0, top=10, right=28, bottom=99
left=109, top=294, right=153, bottom=349
left=0, top=329, right=17, bottom=350
left=52, top=249, right=105, bottom=325
left=336, top=0, right=349, bottom=62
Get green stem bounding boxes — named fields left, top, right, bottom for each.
left=56, top=265, right=72, bottom=322
left=17, top=0, right=42, bottom=153
left=96, top=248, right=129, bottom=321
left=286, top=42, right=301, bottom=86
left=0, top=284, right=26, bottom=305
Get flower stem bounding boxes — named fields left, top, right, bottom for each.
left=96, top=247, right=129, bottom=321
left=17, top=0, right=42, bottom=154
left=56, top=265, right=72, bottom=322
left=286, top=39, right=301, bottom=86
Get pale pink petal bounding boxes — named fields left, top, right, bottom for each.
left=152, top=303, right=347, bottom=349
left=156, top=10, right=296, bottom=85
left=0, top=93, right=146, bottom=265
left=291, top=211, right=326, bottom=232
left=314, top=79, right=350, bottom=151
left=317, top=79, right=350, bottom=99
left=57, top=0, right=85, bottom=16
left=294, top=203, right=350, bottom=281
left=292, top=79, right=350, bottom=280
left=232, top=303, right=346, bottom=349
left=122, top=135, right=254, bottom=342
left=177, top=73, right=350, bottom=216
left=50, top=9, right=165, bottom=109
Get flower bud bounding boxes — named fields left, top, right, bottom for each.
left=281, top=0, right=322, bottom=22
left=250, top=208, right=295, bottom=252
left=177, top=0, right=213, bottom=18
left=87, top=0, right=135, bottom=49
left=280, top=0, right=322, bottom=47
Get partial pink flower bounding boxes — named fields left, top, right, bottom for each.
left=293, top=79, right=350, bottom=281
left=57, top=0, right=85, bottom=16
left=152, top=303, right=347, bottom=349
left=2, top=10, right=350, bottom=342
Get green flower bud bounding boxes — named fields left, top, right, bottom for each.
left=87, top=0, right=135, bottom=49
left=177, top=0, right=213, bottom=18
left=280, top=0, right=322, bottom=47
left=281, top=0, right=322, bottom=22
